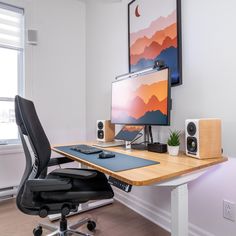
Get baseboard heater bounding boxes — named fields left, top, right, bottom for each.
left=0, top=186, right=18, bottom=200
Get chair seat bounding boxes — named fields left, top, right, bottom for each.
left=40, top=169, right=113, bottom=202
left=40, top=190, right=113, bottom=202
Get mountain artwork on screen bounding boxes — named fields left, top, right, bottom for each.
left=129, top=0, right=179, bottom=84
left=112, top=69, right=169, bottom=125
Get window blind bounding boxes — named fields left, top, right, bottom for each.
left=0, top=3, right=24, bottom=49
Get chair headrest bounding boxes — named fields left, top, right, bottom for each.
left=15, top=95, right=28, bottom=135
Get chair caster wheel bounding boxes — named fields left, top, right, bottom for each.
left=33, top=226, right=42, bottom=236
left=87, top=220, right=96, bottom=231
left=39, top=207, right=48, bottom=218
left=61, top=204, right=71, bottom=216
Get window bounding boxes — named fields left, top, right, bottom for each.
left=0, top=3, right=24, bottom=145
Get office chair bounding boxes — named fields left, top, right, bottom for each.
left=15, top=95, right=114, bottom=236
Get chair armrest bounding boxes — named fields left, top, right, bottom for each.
left=51, top=168, right=97, bottom=179
left=48, top=157, right=74, bottom=167
left=26, top=179, right=72, bottom=192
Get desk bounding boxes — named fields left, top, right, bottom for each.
left=52, top=143, right=227, bottom=236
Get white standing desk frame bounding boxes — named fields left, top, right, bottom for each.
left=154, top=169, right=208, bottom=236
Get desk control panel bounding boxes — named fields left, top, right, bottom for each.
left=108, top=176, right=132, bottom=192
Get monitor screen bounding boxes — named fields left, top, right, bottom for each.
left=111, top=68, right=170, bottom=125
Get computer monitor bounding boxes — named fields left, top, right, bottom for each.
left=111, top=68, right=171, bottom=126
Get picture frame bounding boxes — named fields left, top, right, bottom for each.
left=128, top=0, right=182, bottom=86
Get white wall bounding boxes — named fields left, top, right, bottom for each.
left=86, top=0, right=128, bottom=140
left=86, top=0, right=236, bottom=235
left=0, top=0, right=86, bottom=188
left=30, top=0, right=87, bottom=145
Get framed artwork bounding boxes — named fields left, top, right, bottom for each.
left=128, top=0, right=182, bottom=86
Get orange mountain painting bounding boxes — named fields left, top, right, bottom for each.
left=128, top=0, right=181, bottom=85
left=112, top=69, right=169, bottom=125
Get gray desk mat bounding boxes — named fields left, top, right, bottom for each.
left=55, top=146, right=160, bottom=172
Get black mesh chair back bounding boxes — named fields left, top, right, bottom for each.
left=15, top=95, right=51, bottom=175
left=15, top=95, right=51, bottom=213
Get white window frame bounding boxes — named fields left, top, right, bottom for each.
left=0, top=2, right=24, bottom=146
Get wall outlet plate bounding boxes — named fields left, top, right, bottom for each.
left=223, top=200, right=235, bottom=221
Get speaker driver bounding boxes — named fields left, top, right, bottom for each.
left=187, top=137, right=198, bottom=153
left=97, top=121, right=104, bottom=130
left=187, top=122, right=197, bottom=136
left=97, top=130, right=104, bottom=139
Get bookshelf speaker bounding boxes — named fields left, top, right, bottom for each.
left=97, top=120, right=115, bottom=142
left=185, top=119, right=222, bottom=159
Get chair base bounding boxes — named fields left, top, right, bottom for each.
left=48, top=199, right=114, bottom=221
left=34, top=216, right=96, bottom=236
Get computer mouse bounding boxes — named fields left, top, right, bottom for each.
left=98, top=151, right=115, bottom=159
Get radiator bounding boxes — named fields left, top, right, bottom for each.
left=0, top=186, right=18, bottom=200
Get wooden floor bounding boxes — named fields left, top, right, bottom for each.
left=0, top=199, right=170, bottom=236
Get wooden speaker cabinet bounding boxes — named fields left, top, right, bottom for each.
left=185, top=119, right=222, bottom=159
left=97, top=120, right=115, bottom=142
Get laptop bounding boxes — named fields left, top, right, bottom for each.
left=93, top=125, right=143, bottom=148
left=93, top=140, right=125, bottom=148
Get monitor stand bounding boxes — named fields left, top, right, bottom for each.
left=131, top=125, right=151, bottom=150
left=125, top=141, right=131, bottom=149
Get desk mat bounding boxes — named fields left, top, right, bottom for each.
left=55, top=146, right=160, bottom=172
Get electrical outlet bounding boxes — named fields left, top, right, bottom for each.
left=223, top=200, right=235, bottom=221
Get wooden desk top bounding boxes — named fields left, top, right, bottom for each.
left=52, top=143, right=227, bottom=186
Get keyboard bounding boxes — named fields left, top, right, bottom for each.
left=71, top=144, right=103, bottom=154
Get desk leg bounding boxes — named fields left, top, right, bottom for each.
left=171, top=184, right=188, bottom=236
